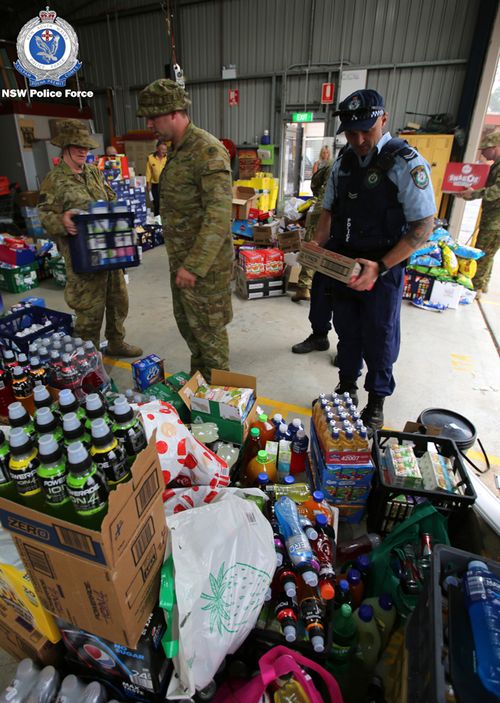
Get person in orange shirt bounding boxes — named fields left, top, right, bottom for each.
left=146, top=139, right=168, bottom=215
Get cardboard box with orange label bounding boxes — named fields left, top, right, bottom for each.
left=0, top=437, right=167, bottom=648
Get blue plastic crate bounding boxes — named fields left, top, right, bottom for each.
left=0, top=305, right=73, bottom=353
left=70, top=213, right=141, bottom=273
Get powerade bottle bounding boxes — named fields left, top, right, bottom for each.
left=84, top=393, right=108, bottom=430
left=8, top=401, right=35, bottom=437
left=297, top=580, right=326, bottom=653
left=8, top=427, right=44, bottom=510
left=37, top=434, right=75, bottom=521
left=274, top=495, right=319, bottom=586
left=66, top=441, right=109, bottom=530
left=274, top=595, right=298, bottom=642
left=59, top=388, right=86, bottom=423
left=2, top=349, right=18, bottom=382
left=33, top=385, right=56, bottom=414
left=29, top=356, right=49, bottom=387
left=59, top=353, right=80, bottom=392
left=38, top=346, right=51, bottom=370
left=0, top=429, right=17, bottom=501
left=90, top=418, right=130, bottom=487
left=463, top=560, right=500, bottom=695
left=34, top=407, right=63, bottom=444
left=62, top=412, right=91, bottom=450
left=11, top=365, right=34, bottom=415
left=110, top=395, right=147, bottom=464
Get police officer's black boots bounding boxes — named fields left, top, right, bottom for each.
left=291, top=333, right=330, bottom=354
left=361, top=393, right=385, bottom=434
left=335, top=381, right=358, bottom=406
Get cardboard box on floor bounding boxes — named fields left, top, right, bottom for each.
left=232, top=186, right=259, bottom=220
left=0, top=602, right=64, bottom=666
left=179, top=369, right=258, bottom=444
left=0, top=437, right=167, bottom=648
left=297, top=241, right=361, bottom=283
left=252, top=221, right=279, bottom=245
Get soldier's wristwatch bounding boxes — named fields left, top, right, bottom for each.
left=377, top=260, right=389, bottom=276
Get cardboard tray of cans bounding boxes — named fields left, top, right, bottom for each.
left=71, top=213, right=141, bottom=273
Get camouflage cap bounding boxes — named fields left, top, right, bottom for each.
left=50, top=119, right=99, bottom=149
left=136, top=79, right=191, bottom=118
left=480, top=131, right=500, bottom=149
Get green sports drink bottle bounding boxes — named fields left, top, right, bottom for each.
left=90, top=418, right=130, bottom=487
left=66, top=441, right=109, bottom=530
left=62, top=412, right=91, bottom=450
left=110, top=395, right=147, bottom=466
left=0, top=429, right=17, bottom=501
left=37, top=434, right=75, bottom=522
left=8, top=401, right=35, bottom=438
left=8, top=427, right=44, bottom=511
left=34, top=407, right=63, bottom=444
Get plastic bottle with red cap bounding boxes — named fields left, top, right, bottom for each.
left=310, top=513, right=336, bottom=601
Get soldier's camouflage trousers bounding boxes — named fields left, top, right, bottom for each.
left=58, top=238, right=128, bottom=348
left=474, top=229, right=499, bottom=292
left=170, top=269, right=232, bottom=379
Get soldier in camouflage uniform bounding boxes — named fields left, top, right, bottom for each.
left=292, top=164, right=333, bottom=302
left=38, top=120, right=142, bottom=356
left=137, top=79, right=233, bottom=379
left=454, top=131, right=500, bottom=296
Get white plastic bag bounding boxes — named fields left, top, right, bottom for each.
left=166, top=493, right=276, bottom=699
left=137, top=399, right=230, bottom=488
left=163, top=485, right=267, bottom=515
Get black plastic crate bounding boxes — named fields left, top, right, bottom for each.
left=71, top=212, right=141, bottom=273
left=0, top=305, right=73, bottom=353
left=367, top=431, right=476, bottom=535
left=405, top=544, right=500, bottom=703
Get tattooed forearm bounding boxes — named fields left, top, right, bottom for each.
left=403, top=215, right=434, bottom=249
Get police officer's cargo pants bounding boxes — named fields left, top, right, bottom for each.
left=309, top=264, right=404, bottom=397
left=170, top=270, right=232, bottom=379
left=59, top=238, right=128, bottom=348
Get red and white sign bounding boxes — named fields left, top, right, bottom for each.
left=442, top=162, right=490, bottom=193
left=228, top=89, right=239, bottom=107
left=321, top=82, right=335, bottom=104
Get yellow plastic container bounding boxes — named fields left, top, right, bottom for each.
left=0, top=563, right=61, bottom=643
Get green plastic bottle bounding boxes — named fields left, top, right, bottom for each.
left=8, top=401, right=35, bottom=438
left=34, top=407, right=63, bottom=444
left=8, top=427, right=44, bottom=511
left=110, top=396, right=147, bottom=466
left=0, top=429, right=17, bottom=501
left=59, top=389, right=86, bottom=423
left=62, top=412, right=91, bottom=450
left=90, top=418, right=130, bottom=487
left=66, top=441, right=109, bottom=530
left=84, top=393, right=109, bottom=430
left=330, top=603, right=358, bottom=669
left=37, top=434, right=75, bottom=522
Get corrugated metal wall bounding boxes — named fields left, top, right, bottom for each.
left=73, top=0, right=481, bottom=146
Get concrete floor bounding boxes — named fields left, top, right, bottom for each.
left=0, top=247, right=499, bottom=690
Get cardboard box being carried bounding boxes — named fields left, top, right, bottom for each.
left=297, top=241, right=361, bottom=283
left=179, top=370, right=258, bottom=444
left=0, top=437, right=167, bottom=648
left=0, top=603, right=64, bottom=667
left=232, top=186, right=259, bottom=220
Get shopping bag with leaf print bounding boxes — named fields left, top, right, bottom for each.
left=165, top=492, right=276, bottom=700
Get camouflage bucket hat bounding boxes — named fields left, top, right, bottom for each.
left=480, top=131, right=500, bottom=149
left=50, top=119, right=99, bottom=149
left=136, top=79, right=191, bottom=117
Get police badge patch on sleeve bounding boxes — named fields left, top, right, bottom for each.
left=410, top=165, right=430, bottom=189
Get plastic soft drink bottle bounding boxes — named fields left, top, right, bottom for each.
left=66, top=442, right=109, bottom=530
left=2, top=349, right=18, bottom=381
left=34, top=407, right=63, bottom=443
left=301, top=490, right=332, bottom=524
left=287, top=418, right=303, bottom=439
left=272, top=412, right=283, bottom=431
left=274, top=595, right=298, bottom=642
left=11, top=365, right=35, bottom=415
left=311, top=513, right=336, bottom=600
left=337, top=533, right=382, bottom=562
left=334, top=579, right=353, bottom=610
left=38, top=346, right=50, bottom=369
left=290, top=429, right=309, bottom=475
left=59, top=353, right=80, bottom=392
left=62, top=412, right=91, bottom=450
left=275, top=422, right=291, bottom=441
left=330, top=604, right=358, bottom=668
left=24, top=666, right=60, bottom=703
left=110, top=395, right=148, bottom=464
left=90, top=418, right=130, bottom=487
left=463, top=560, right=500, bottom=695
left=297, top=580, right=325, bottom=653
left=59, top=388, right=86, bottom=422
left=17, top=353, right=30, bottom=372
left=0, top=369, right=15, bottom=419
left=85, top=393, right=109, bottom=429
left=0, top=659, right=41, bottom=703
left=346, top=567, right=364, bottom=609
left=242, top=427, right=261, bottom=482
left=263, top=495, right=286, bottom=568
left=37, top=434, right=75, bottom=521
left=253, top=413, right=275, bottom=446
left=274, top=495, right=318, bottom=586
left=8, top=427, right=44, bottom=510
left=361, top=595, right=396, bottom=650
left=28, top=356, right=49, bottom=387
left=0, top=429, right=17, bottom=501
left=33, top=385, right=55, bottom=414
left=274, top=561, right=298, bottom=598
left=353, top=604, right=381, bottom=671
left=8, top=401, right=35, bottom=437
left=246, top=449, right=277, bottom=485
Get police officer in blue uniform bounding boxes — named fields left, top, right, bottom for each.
left=292, top=89, right=436, bottom=431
